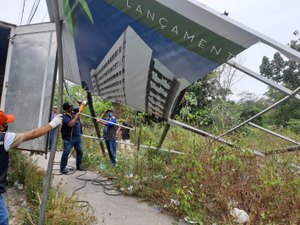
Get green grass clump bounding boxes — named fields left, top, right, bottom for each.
left=9, top=151, right=96, bottom=225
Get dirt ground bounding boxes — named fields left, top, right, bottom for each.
left=25, top=152, right=187, bottom=225
left=5, top=187, right=27, bottom=225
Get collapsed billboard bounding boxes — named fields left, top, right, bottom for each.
left=53, top=0, right=262, bottom=118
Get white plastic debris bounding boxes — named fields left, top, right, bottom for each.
left=127, top=185, right=133, bottom=191
left=230, top=208, right=249, bottom=224
left=153, top=175, right=166, bottom=179
left=184, top=216, right=197, bottom=224
left=17, top=184, right=24, bottom=191
left=170, top=198, right=180, bottom=206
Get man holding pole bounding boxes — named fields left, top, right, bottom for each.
left=96, top=110, right=118, bottom=166
left=60, top=102, right=83, bottom=174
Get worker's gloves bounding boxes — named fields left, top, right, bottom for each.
left=49, top=114, right=63, bottom=128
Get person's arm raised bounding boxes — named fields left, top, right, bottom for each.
left=22, top=114, right=62, bottom=142
left=67, top=112, right=81, bottom=127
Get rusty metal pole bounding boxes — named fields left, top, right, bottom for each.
left=38, top=0, right=64, bottom=223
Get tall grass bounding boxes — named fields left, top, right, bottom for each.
left=82, top=124, right=300, bottom=224
left=9, top=151, right=96, bottom=225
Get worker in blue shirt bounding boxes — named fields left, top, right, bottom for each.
left=97, top=110, right=117, bottom=166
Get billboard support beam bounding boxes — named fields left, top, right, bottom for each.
left=264, top=145, right=300, bottom=155
left=45, top=50, right=58, bottom=155
left=158, top=89, right=186, bottom=148
left=248, top=122, right=300, bottom=146
left=38, top=0, right=64, bottom=224
left=86, top=91, right=106, bottom=156
left=168, top=118, right=234, bottom=147
left=217, top=86, right=300, bottom=139
left=227, top=60, right=300, bottom=101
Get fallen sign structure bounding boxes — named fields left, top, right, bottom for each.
left=33, top=0, right=300, bottom=223
left=44, top=0, right=300, bottom=152
left=46, top=0, right=300, bottom=119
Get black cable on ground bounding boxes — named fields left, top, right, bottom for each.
left=91, top=177, right=123, bottom=196
left=72, top=178, right=88, bottom=196
left=52, top=156, right=123, bottom=196
left=71, top=170, right=100, bottom=196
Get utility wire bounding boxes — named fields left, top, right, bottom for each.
left=26, top=0, right=38, bottom=24
left=41, top=11, right=48, bottom=22
left=20, top=0, right=27, bottom=25
left=27, top=0, right=41, bottom=24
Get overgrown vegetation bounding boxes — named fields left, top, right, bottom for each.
left=79, top=123, right=300, bottom=224
left=8, top=151, right=95, bottom=225
left=75, top=32, right=300, bottom=224
left=9, top=32, right=299, bottom=224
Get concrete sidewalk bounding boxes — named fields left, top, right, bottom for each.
left=31, top=152, right=187, bottom=225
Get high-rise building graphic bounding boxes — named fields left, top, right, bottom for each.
left=91, top=26, right=181, bottom=118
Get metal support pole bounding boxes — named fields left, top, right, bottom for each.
left=249, top=122, right=300, bottom=146
left=45, top=50, right=58, bottom=156
left=217, top=86, right=300, bottom=139
left=38, top=0, right=64, bottom=223
left=86, top=91, right=106, bottom=156
left=227, top=60, right=300, bottom=101
left=168, top=118, right=234, bottom=147
left=63, top=79, right=73, bottom=104
left=264, top=145, right=300, bottom=155
left=158, top=125, right=171, bottom=148
left=135, top=128, right=142, bottom=173
left=158, top=89, right=186, bottom=148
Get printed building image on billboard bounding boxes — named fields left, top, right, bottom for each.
left=146, top=59, right=175, bottom=117
left=91, top=26, right=180, bottom=117
left=56, top=0, right=270, bottom=118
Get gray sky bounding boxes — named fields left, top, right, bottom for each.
left=0, top=0, right=299, bottom=99
left=199, top=0, right=299, bottom=99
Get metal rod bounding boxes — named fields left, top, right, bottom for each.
left=227, top=60, right=300, bottom=101
left=81, top=113, right=135, bottom=130
left=86, top=91, right=106, bottom=156
left=249, top=122, right=300, bottom=146
left=264, top=145, right=300, bottom=155
left=136, top=128, right=142, bottom=173
left=140, top=144, right=184, bottom=154
left=217, top=86, right=300, bottom=139
left=162, top=79, right=180, bottom=119
left=38, top=0, right=63, bottom=223
left=158, top=124, right=171, bottom=148
left=168, top=118, right=234, bottom=147
left=81, top=134, right=183, bottom=154
left=158, top=89, right=186, bottom=148
left=63, top=79, right=73, bottom=104
left=45, top=47, right=58, bottom=156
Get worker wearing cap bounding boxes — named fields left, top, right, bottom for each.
left=60, top=102, right=83, bottom=174
left=0, top=110, right=62, bottom=225
left=97, top=110, right=118, bottom=166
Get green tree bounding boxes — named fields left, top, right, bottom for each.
left=177, top=73, right=216, bottom=126
left=238, top=92, right=269, bottom=126
left=259, top=31, right=300, bottom=127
